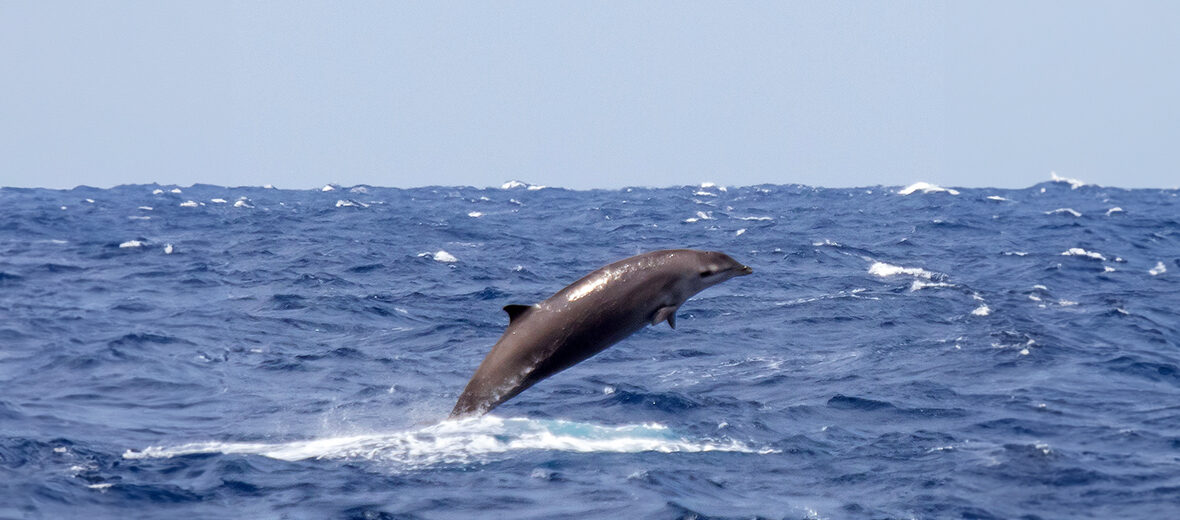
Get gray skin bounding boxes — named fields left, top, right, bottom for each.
left=450, top=249, right=752, bottom=418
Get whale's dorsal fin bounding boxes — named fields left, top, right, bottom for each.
left=652, top=305, right=678, bottom=329
left=503, top=304, right=534, bottom=324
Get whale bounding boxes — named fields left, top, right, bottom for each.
left=450, top=249, right=752, bottom=417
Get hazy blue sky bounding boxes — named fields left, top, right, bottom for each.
left=2, top=1, right=1176, bottom=189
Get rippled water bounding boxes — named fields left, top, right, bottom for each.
left=1, top=178, right=1178, bottom=519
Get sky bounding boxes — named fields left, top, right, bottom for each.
left=1, top=1, right=1177, bottom=190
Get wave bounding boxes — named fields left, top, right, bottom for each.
left=123, top=416, right=772, bottom=468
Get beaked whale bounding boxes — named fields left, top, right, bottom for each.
left=450, top=249, right=752, bottom=417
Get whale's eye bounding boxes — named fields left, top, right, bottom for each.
left=699, top=269, right=714, bottom=278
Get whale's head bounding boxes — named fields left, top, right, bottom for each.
left=692, top=250, right=753, bottom=287
left=660, top=249, right=752, bottom=294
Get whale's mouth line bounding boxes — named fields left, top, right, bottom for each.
left=737, top=265, right=754, bottom=276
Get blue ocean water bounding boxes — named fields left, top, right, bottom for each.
left=1, top=178, right=1178, bottom=519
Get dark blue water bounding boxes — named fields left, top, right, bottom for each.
left=2, top=178, right=1178, bottom=519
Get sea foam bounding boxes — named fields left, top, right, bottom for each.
left=869, top=261, right=938, bottom=280
left=1061, top=248, right=1106, bottom=261
left=123, top=416, right=771, bottom=468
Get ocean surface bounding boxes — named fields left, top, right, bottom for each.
left=1, top=177, right=1178, bottom=519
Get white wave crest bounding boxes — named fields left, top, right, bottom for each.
left=1149, top=261, right=1167, bottom=276
left=869, top=261, right=938, bottom=280
left=897, top=182, right=959, bottom=196
left=1045, top=208, right=1082, bottom=217
left=123, top=416, right=772, bottom=468
left=910, top=280, right=954, bottom=291
left=1061, top=248, right=1106, bottom=261
left=500, top=180, right=528, bottom=189
left=1050, top=172, right=1085, bottom=189
left=419, top=250, right=458, bottom=263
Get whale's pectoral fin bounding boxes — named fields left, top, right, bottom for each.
left=652, top=305, right=678, bottom=329
left=503, top=304, right=534, bottom=324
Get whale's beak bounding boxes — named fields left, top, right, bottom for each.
left=737, top=265, right=753, bottom=276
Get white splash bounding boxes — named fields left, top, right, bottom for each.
left=429, top=250, right=458, bottom=263
left=164, top=244, right=174, bottom=255
left=152, top=189, right=164, bottom=195
left=170, top=188, right=182, bottom=194
left=868, top=261, right=938, bottom=280
left=1106, top=207, right=1124, bottom=216
left=526, top=185, right=547, bottom=191
left=1149, top=261, right=1167, bottom=276
left=321, top=184, right=336, bottom=192
left=500, top=180, right=528, bottom=189
left=210, top=198, right=227, bottom=204
left=1050, top=172, right=1085, bottom=189
left=735, top=228, right=746, bottom=236
left=234, top=199, right=253, bottom=208
left=986, top=195, right=1010, bottom=201
left=137, top=206, right=153, bottom=211
left=123, top=416, right=772, bottom=468
left=739, top=216, right=773, bottom=221
left=335, top=199, right=368, bottom=208
left=467, top=211, right=483, bottom=218
left=119, top=240, right=144, bottom=248
left=179, top=200, right=199, bottom=208
left=1045, top=208, right=1082, bottom=217
left=972, top=304, right=991, bottom=316
left=684, top=211, right=713, bottom=223
left=1061, top=248, right=1106, bottom=261
left=897, top=182, right=959, bottom=195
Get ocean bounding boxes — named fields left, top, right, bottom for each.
left=1, top=177, right=1177, bottom=519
